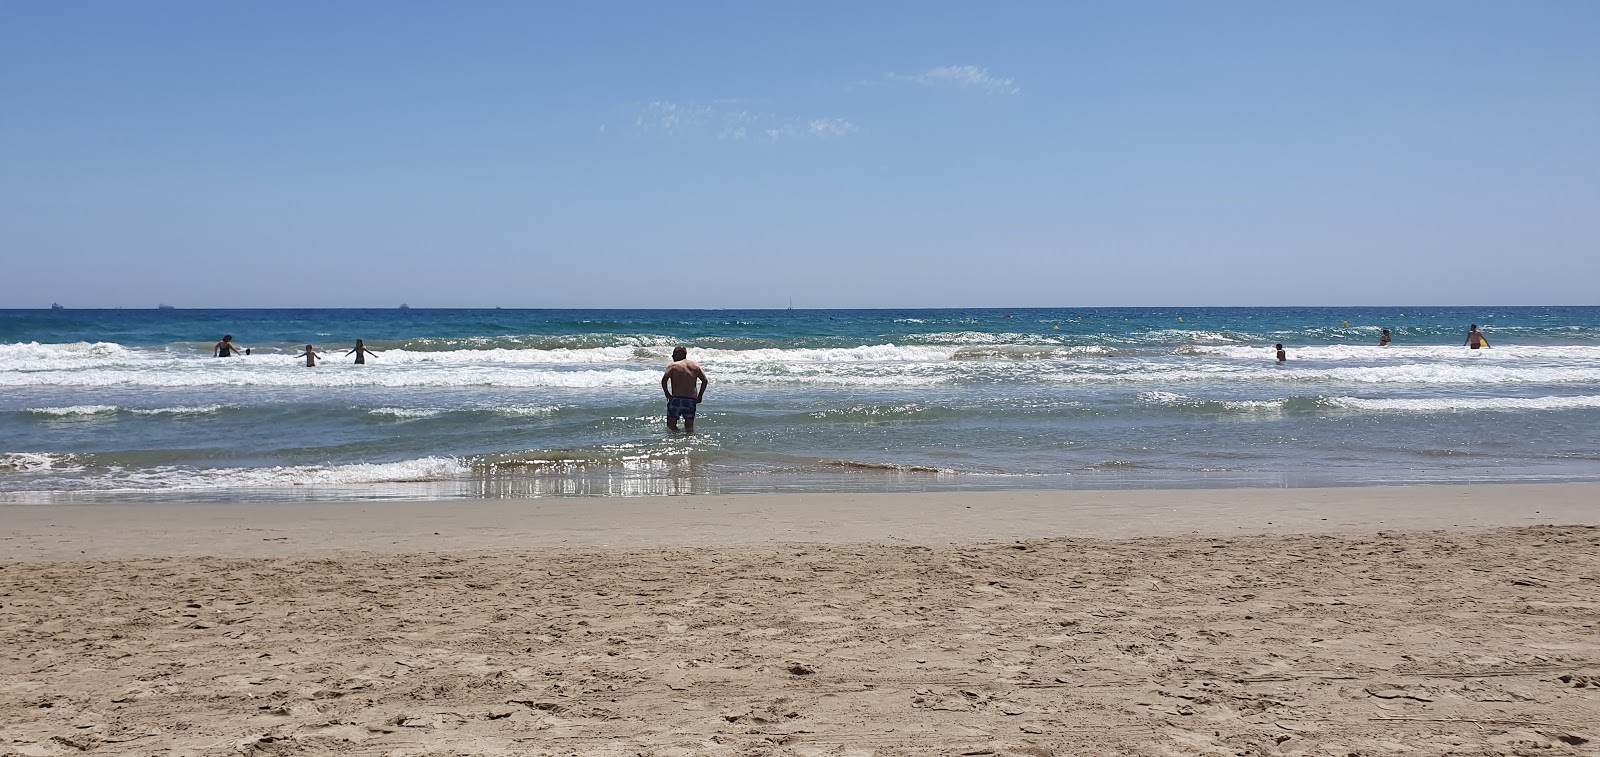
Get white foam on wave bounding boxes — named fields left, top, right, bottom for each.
left=369, top=407, right=445, bottom=419
left=0, top=363, right=951, bottom=389
left=1134, top=391, right=1600, bottom=414
left=376, top=346, right=644, bottom=365
left=1133, top=391, right=1285, bottom=412
left=1185, top=344, right=1600, bottom=361
left=367, top=405, right=560, bottom=419
left=23, top=405, right=227, bottom=417
left=1138, top=329, right=1255, bottom=344
left=496, top=405, right=560, bottom=416
left=0, top=366, right=661, bottom=389
left=308, top=343, right=958, bottom=366
left=0, top=341, right=140, bottom=365
left=6, top=335, right=1598, bottom=391
left=130, top=405, right=228, bottom=415
left=904, top=331, right=1067, bottom=347
left=1135, top=391, right=1186, bottom=404
left=26, top=405, right=119, bottom=417
left=696, top=344, right=955, bottom=363
left=1322, top=395, right=1600, bottom=412
left=1313, top=364, right=1600, bottom=385
left=0, top=452, right=79, bottom=473
left=8, top=356, right=1593, bottom=388
left=49, top=456, right=471, bottom=492
left=952, top=344, right=1113, bottom=360
left=1040, top=361, right=1600, bottom=385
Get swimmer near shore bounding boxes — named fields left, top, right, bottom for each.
left=212, top=335, right=245, bottom=357
left=660, top=346, right=709, bottom=433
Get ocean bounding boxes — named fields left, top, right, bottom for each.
left=3, top=306, right=1598, bottom=503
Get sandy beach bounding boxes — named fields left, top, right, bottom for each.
left=3, top=485, right=1598, bottom=755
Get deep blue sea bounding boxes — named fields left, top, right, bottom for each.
left=3, top=306, right=1599, bottom=502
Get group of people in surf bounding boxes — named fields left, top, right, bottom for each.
left=1274, top=324, right=1490, bottom=364
left=211, top=335, right=381, bottom=366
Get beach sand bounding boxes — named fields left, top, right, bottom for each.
left=2, top=485, right=1598, bottom=755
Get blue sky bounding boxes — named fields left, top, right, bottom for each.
left=2, top=1, right=1596, bottom=308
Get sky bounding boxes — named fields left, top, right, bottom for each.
left=2, top=1, right=1597, bottom=308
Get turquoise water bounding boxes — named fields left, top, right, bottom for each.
left=3, top=306, right=1599, bottom=502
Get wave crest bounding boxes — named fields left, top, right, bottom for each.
left=0, top=452, right=78, bottom=473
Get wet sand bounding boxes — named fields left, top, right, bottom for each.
left=2, top=484, right=1598, bottom=755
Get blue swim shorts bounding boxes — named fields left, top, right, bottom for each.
left=667, top=396, right=698, bottom=420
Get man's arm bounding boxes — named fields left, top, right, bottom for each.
left=661, top=371, right=672, bottom=398
left=693, top=365, right=709, bottom=401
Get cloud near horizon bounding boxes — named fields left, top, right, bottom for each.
left=890, top=65, right=1020, bottom=95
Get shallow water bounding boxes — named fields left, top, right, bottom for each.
left=4, top=306, right=1598, bottom=502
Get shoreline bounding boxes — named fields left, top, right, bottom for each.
left=4, top=482, right=1597, bottom=561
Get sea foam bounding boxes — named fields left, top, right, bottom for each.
left=18, top=456, right=472, bottom=492
left=1321, top=395, right=1600, bottom=412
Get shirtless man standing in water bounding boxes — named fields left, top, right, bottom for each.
left=660, top=346, right=709, bottom=433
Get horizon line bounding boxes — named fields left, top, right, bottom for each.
left=5, top=304, right=1598, bottom=311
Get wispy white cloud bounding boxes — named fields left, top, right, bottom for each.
left=632, top=101, right=857, bottom=143
left=806, top=118, right=858, bottom=138
left=890, top=65, right=1020, bottom=96
left=634, top=101, right=716, bottom=136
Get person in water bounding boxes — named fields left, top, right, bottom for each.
left=345, top=339, right=381, bottom=364
left=1275, top=343, right=1286, bottom=363
left=1379, top=329, right=1391, bottom=347
left=295, top=344, right=322, bottom=367
left=1465, top=325, right=1489, bottom=350
left=660, top=346, right=709, bottom=433
left=213, top=335, right=245, bottom=357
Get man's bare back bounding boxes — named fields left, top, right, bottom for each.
left=663, top=360, right=705, bottom=398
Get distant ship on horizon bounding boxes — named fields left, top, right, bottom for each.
left=51, top=302, right=63, bottom=310
left=157, top=304, right=175, bottom=310
left=397, top=303, right=411, bottom=310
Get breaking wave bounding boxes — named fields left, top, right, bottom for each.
left=2, top=456, right=470, bottom=492
left=1321, top=395, right=1600, bottom=413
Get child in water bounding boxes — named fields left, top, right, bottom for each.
left=345, top=339, right=381, bottom=364
left=294, top=345, right=321, bottom=367
left=1275, top=343, right=1286, bottom=363
left=1379, top=329, right=1391, bottom=347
